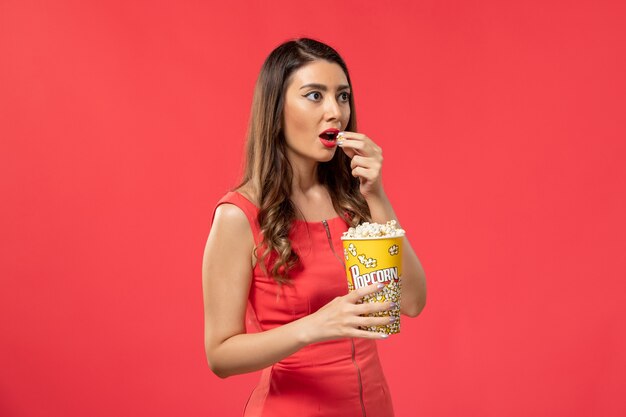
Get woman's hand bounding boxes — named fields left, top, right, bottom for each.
left=300, top=283, right=396, bottom=343
left=337, top=131, right=384, bottom=199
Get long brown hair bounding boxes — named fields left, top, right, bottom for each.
left=237, top=38, right=370, bottom=284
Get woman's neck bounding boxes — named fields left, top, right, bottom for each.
left=288, top=153, right=321, bottom=196
left=240, top=153, right=327, bottom=202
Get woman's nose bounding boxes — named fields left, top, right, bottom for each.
left=324, top=96, right=343, bottom=120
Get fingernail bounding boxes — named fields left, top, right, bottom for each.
left=389, top=316, right=397, bottom=323
left=377, top=283, right=384, bottom=289
left=390, top=302, right=397, bottom=308
left=379, top=333, right=389, bottom=339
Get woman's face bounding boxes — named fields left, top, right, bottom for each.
left=282, top=60, right=351, bottom=163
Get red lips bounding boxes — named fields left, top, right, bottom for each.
left=319, top=128, right=340, bottom=140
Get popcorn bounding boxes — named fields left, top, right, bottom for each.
left=341, top=220, right=405, bottom=335
left=342, top=220, right=405, bottom=239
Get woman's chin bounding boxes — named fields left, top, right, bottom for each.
left=317, top=148, right=337, bottom=162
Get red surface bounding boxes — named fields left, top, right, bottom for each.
left=1, top=1, right=625, bottom=416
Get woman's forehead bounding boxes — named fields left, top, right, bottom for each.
left=288, top=60, right=349, bottom=88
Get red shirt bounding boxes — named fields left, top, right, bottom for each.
left=212, top=191, right=395, bottom=417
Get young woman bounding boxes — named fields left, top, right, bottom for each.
left=202, top=38, right=427, bottom=417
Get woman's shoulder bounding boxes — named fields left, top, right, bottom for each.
left=212, top=190, right=257, bottom=242
left=212, top=184, right=262, bottom=242
left=209, top=203, right=256, bottom=266
left=232, top=183, right=260, bottom=208
left=213, top=203, right=250, bottom=231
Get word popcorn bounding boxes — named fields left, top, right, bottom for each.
left=349, top=264, right=399, bottom=289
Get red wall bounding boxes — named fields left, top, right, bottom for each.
left=1, top=1, right=625, bottom=416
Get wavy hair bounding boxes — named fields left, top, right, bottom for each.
left=237, top=38, right=371, bottom=284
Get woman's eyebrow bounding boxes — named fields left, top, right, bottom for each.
left=299, top=83, right=351, bottom=91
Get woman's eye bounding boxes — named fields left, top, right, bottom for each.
left=305, top=91, right=322, bottom=101
left=305, top=91, right=350, bottom=103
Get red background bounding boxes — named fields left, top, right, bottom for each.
left=2, top=1, right=625, bottom=416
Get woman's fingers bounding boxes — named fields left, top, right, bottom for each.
left=349, top=154, right=379, bottom=167
left=339, top=132, right=383, bottom=197
left=349, top=329, right=390, bottom=340
left=316, top=283, right=395, bottom=341
left=354, top=300, right=395, bottom=315
left=339, top=138, right=365, bottom=151
left=354, top=315, right=396, bottom=328
left=337, top=131, right=368, bottom=142
left=350, top=155, right=365, bottom=170
left=339, top=139, right=371, bottom=159
left=347, top=282, right=383, bottom=303
left=352, top=166, right=379, bottom=181
left=338, top=132, right=375, bottom=157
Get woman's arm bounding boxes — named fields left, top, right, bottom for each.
left=202, top=204, right=393, bottom=378
left=365, top=192, right=427, bottom=318
left=337, top=132, right=427, bottom=318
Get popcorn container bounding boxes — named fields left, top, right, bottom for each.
left=341, top=226, right=403, bottom=335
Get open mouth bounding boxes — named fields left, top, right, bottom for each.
left=320, top=131, right=339, bottom=141
left=319, top=129, right=340, bottom=148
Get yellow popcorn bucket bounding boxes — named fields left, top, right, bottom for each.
left=341, top=235, right=403, bottom=335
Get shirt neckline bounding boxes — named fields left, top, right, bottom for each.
left=233, top=190, right=344, bottom=225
